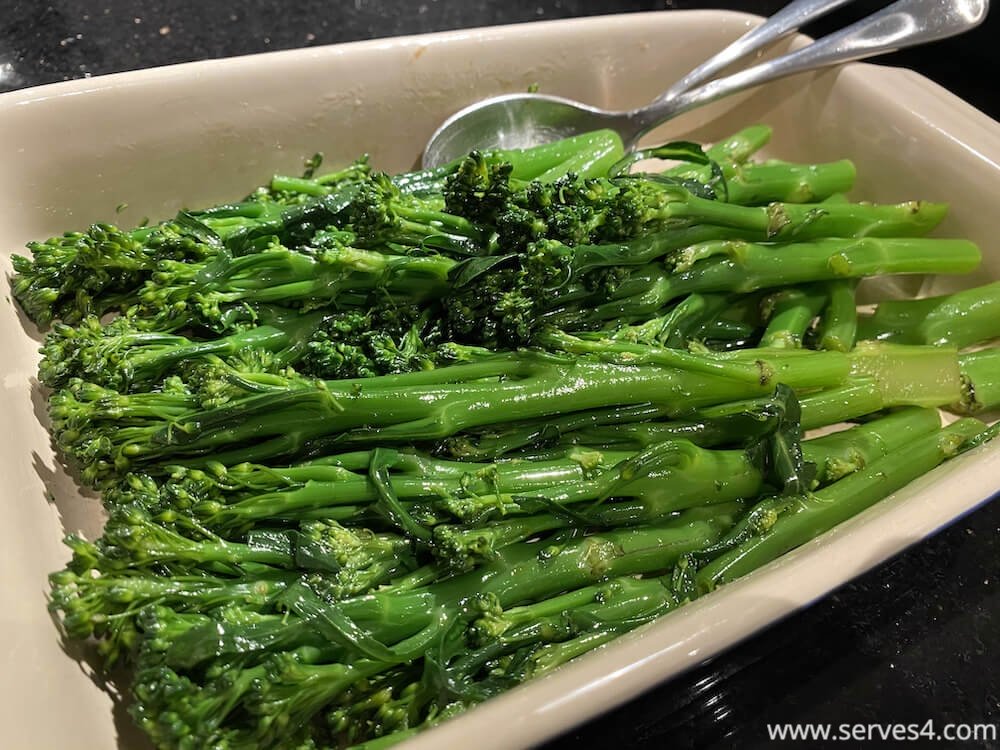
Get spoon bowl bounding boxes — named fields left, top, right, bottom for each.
left=422, top=93, right=627, bottom=168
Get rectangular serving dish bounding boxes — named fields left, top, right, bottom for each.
left=2, top=11, right=999, bottom=749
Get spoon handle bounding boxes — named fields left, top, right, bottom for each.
left=654, top=0, right=858, bottom=103
left=629, top=0, right=989, bottom=147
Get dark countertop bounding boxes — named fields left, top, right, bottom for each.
left=4, top=2, right=999, bottom=748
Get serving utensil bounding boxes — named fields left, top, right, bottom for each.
left=422, top=0, right=988, bottom=168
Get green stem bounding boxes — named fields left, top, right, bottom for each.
left=959, top=347, right=1000, bottom=412
left=759, top=286, right=828, bottom=349
left=665, top=125, right=773, bottom=180
left=697, top=418, right=987, bottom=591
left=269, top=175, right=332, bottom=196
left=42, top=308, right=328, bottom=391
left=522, top=130, right=625, bottom=181
left=817, top=279, right=859, bottom=352
left=563, top=198, right=954, bottom=279
left=443, top=403, right=672, bottom=459
left=702, top=125, right=773, bottom=165
left=583, top=237, right=978, bottom=324
left=660, top=193, right=948, bottom=239
left=723, top=160, right=857, bottom=205
left=431, top=509, right=738, bottom=609
left=802, top=407, right=942, bottom=485
left=538, top=328, right=771, bottom=382
left=142, top=246, right=456, bottom=325
left=849, top=341, right=961, bottom=409
left=525, top=627, right=626, bottom=678
left=798, top=381, right=886, bottom=430
left=857, top=281, right=1000, bottom=348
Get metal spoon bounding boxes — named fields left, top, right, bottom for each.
left=422, top=0, right=988, bottom=168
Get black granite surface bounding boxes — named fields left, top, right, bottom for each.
left=3, top=1, right=999, bottom=749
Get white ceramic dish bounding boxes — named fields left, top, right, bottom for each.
left=2, top=10, right=999, bottom=750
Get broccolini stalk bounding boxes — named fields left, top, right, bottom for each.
left=189, top=189, right=365, bottom=252
left=39, top=307, right=330, bottom=391
left=800, top=407, right=942, bottom=485
left=50, top=519, right=419, bottom=665
left=69, top=368, right=744, bottom=481
left=648, top=136, right=855, bottom=204
left=695, top=319, right=760, bottom=351
left=516, top=627, right=626, bottom=680
left=537, top=327, right=850, bottom=386
left=55, top=343, right=965, bottom=485
left=49, top=379, right=200, bottom=443
left=139, top=243, right=455, bottom=331
left=759, top=286, right=828, bottom=349
left=471, top=573, right=676, bottom=644
left=10, top=196, right=353, bottom=326
left=503, top=390, right=792, bottom=456
left=497, top=129, right=625, bottom=181
left=958, top=348, right=1000, bottom=412
left=817, top=279, right=859, bottom=352
left=442, top=402, right=674, bottom=460
left=446, top=573, right=681, bottom=698
left=545, top=190, right=954, bottom=281
left=461, top=578, right=682, bottom=696
left=431, top=513, right=575, bottom=570
left=606, top=293, right=732, bottom=349
left=53, top=357, right=766, bottom=482
left=722, top=376, right=952, bottom=433
left=198, top=438, right=758, bottom=533
left=156, top=449, right=477, bottom=509
left=544, top=333, right=963, bottom=401
left=192, top=512, right=738, bottom=661
left=531, top=185, right=948, bottom=263
left=533, top=133, right=627, bottom=183
left=152, top=404, right=935, bottom=544
left=848, top=341, right=962, bottom=409
left=721, top=160, right=857, bottom=205
left=98, top=508, right=417, bottom=596
left=700, top=124, right=773, bottom=165
left=857, top=280, right=1000, bottom=348
left=191, top=447, right=628, bottom=530
left=568, top=237, right=979, bottom=326
left=340, top=507, right=738, bottom=625
left=624, top=189, right=948, bottom=240
left=452, top=226, right=972, bottom=349
left=159, top=588, right=441, bottom=670
left=571, top=407, right=937, bottom=495
left=391, top=129, right=627, bottom=198
left=797, top=381, right=887, bottom=429
left=267, top=155, right=372, bottom=200
left=99, top=506, right=295, bottom=570
left=697, top=417, right=988, bottom=592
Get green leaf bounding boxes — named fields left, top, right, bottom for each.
left=370, top=447, right=432, bottom=541
left=174, top=210, right=224, bottom=248
left=448, top=253, right=518, bottom=288
left=609, top=140, right=711, bottom=177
